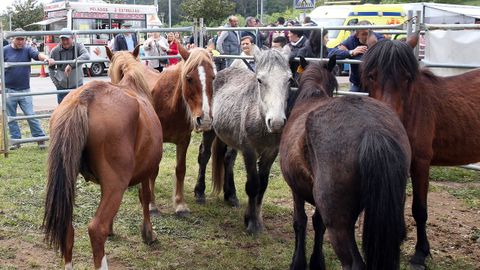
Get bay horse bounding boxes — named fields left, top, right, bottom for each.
left=280, top=57, right=411, bottom=269
left=208, top=49, right=291, bottom=234
left=361, top=38, right=480, bottom=268
left=43, top=45, right=163, bottom=269
left=143, top=44, right=215, bottom=216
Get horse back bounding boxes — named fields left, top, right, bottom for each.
left=72, top=81, right=163, bottom=186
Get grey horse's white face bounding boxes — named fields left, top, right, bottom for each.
left=256, top=65, right=291, bottom=133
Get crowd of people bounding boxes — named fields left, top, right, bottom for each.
left=3, top=15, right=383, bottom=150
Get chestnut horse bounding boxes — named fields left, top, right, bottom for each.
left=143, top=44, right=215, bottom=216
left=362, top=39, right=480, bottom=268
left=280, top=58, right=411, bottom=269
left=43, top=46, right=163, bottom=269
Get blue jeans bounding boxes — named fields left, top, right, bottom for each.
left=349, top=83, right=367, bottom=93
left=6, top=88, right=46, bottom=140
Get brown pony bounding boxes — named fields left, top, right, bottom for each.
left=43, top=46, right=163, bottom=269
left=280, top=57, right=411, bottom=269
left=143, top=43, right=215, bottom=216
left=362, top=38, right=480, bottom=269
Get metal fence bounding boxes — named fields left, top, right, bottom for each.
left=1, top=17, right=480, bottom=172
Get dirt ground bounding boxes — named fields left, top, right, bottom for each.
left=1, top=182, right=479, bottom=269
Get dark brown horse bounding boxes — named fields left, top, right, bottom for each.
left=143, top=44, right=215, bottom=216
left=280, top=57, right=411, bottom=269
left=43, top=46, right=163, bottom=269
left=362, top=39, right=480, bottom=268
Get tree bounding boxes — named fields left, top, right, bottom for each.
left=181, top=0, right=236, bottom=26
left=11, top=0, right=44, bottom=31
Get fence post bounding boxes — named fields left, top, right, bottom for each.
left=193, top=18, right=199, bottom=48
left=414, top=10, right=422, bottom=59
left=199, top=18, right=204, bottom=48
left=0, top=23, right=9, bottom=157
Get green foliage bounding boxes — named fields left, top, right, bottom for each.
left=263, top=8, right=303, bottom=25
left=11, top=0, right=44, bottom=31
left=181, top=0, right=236, bottom=26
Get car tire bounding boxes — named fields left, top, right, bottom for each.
left=90, top=63, right=104, bottom=77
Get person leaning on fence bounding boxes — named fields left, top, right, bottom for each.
left=113, top=22, right=138, bottom=52
left=230, top=36, right=260, bottom=72
left=48, top=28, right=90, bottom=104
left=330, top=20, right=384, bottom=92
left=143, top=29, right=169, bottom=72
left=216, top=15, right=240, bottom=69
left=3, top=28, right=55, bottom=150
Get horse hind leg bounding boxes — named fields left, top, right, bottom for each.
left=88, top=184, right=127, bottom=269
left=290, top=193, right=308, bottom=270
left=223, top=147, right=239, bottom=207
left=173, top=139, right=191, bottom=217
left=139, top=179, right=157, bottom=244
left=327, top=224, right=365, bottom=270
left=310, top=208, right=326, bottom=270
left=194, top=130, right=216, bottom=204
left=64, top=223, right=74, bottom=270
left=148, top=165, right=161, bottom=217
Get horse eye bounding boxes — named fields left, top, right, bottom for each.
left=257, top=78, right=262, bottom=84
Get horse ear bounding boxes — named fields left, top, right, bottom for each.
left=176, top=40, right=190, bottom=61
left=105, top=46, right=114, bottom=60
left=327, top=55, right=337, bottom=72
left=132, top=44, right=141, bottom=59
left=299, top=56, right=309, bottom=70
left=406, top=30, right=420, bottom=49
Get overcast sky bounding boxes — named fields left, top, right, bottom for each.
left=0, top=0, right=51, bottom=13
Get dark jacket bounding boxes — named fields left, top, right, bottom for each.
left=333, top=32, right=385, bottom=86
left=113, top=34, right=138, bottom=52
left=48, top=42, right=90, bottom=89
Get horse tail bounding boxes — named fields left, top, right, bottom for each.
left=358, top=130, right=408, bottom=270
left=211, top=136, right=227, bottom=194
left=43, top=97, right=90, bottom=256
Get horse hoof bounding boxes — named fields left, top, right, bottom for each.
left=225, top=196, right=240, bottom=208
left=149, top=208, right=161, bottom=217
left=141, top=225, right=157, bottom=245
left=195, top=194, right=206, bottom=205
left=409, top=264, right=426, bottom=270
left=175, top=209, right=190, bottom=218
left=246, top=220, right=264, bottom=235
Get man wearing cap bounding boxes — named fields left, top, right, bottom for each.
left=48, top=28, right=90, bottom=104
left=113, top=22, right=138, bottom=52
left=3, top=28, right=55, bottom=150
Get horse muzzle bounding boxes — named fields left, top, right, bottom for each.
left=266, top=117, right=286, bottom=134
left=193, top=115, right=213, bottom=132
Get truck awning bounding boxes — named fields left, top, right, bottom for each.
left=27, top=17, right=66, bottom=26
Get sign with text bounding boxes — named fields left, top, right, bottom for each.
left=295, top=0, right=315, bottom=10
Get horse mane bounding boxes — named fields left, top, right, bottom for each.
left=171, top=48, right=213, bottom=108
left=109, top=51, right=152, bottom=101
left=361, top=40, right=419, bottom=90
left=255, top=49, right=290, bottom=72
left=296, top=62, right=338, bottom=104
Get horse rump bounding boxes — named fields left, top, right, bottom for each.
left=358, top=129, right=409, bottom=270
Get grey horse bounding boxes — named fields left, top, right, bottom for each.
left=201, top=49, right=292, bottom=234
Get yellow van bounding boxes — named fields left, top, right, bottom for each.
left=309, top=4, right=406, bottom=48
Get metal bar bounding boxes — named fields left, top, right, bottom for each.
left=8, top=89, right=73, bottom=98
left=4, top=27, right=194, bottom=38
left=199, top=18, right=204, bottom=48
left=5, top=55, right=181, bottom=67
left=414, top=10, right=421, bottom=59
left=10, top=136, right=49, bottom=145
left=425, top=24, right=480, bottom=30
left=421, top=60, right=480, bottom=69
left=459, top=164, right=480, bottom=171
left=8, top=114, right=51, bottom=122
left=206, top=24, right=404, bottom=32
left=1, top=23, right=9, bottom=156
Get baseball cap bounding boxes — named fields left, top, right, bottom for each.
left=59, top=28, right=72, bottom=39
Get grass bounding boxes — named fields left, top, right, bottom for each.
left=0, top=124, right=479, bottom=269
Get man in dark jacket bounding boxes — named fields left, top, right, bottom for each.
left=216, top=15, right=240, bottom=68
left=113, top=22, right=138, bottom=52
left=48, top=28, right=90, bottom=103
left=288, top=28, right=308, bottom=80
left=329, top=20, right=384, bottom=92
